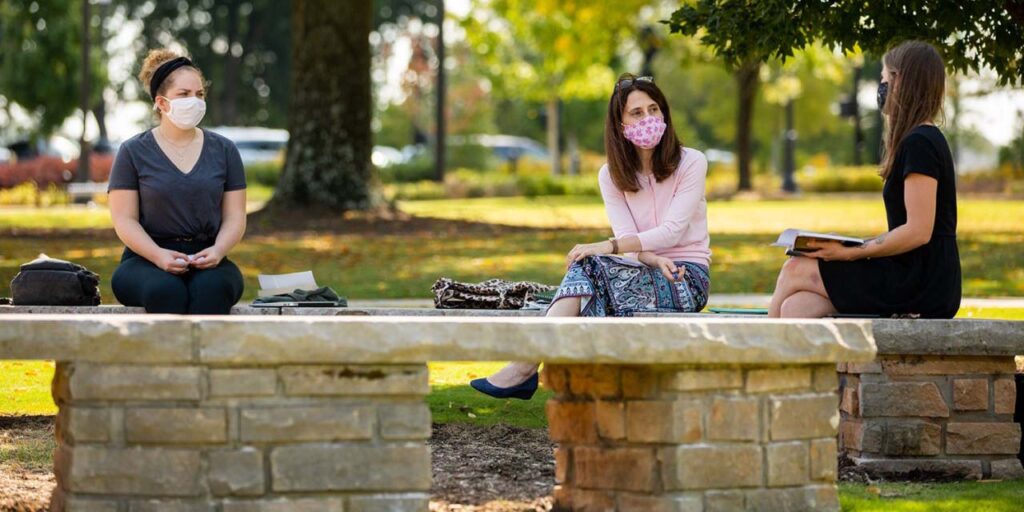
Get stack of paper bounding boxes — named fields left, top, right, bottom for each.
left=257, top=271, right=317, bottom=296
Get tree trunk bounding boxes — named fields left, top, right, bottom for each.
left=93, top=100, right=107, bottom=144
left=546, top=97, right=561, bottom=175
left=434, top=1, right=446, bottom=182
left=272, top=0, right=373, bottom=210
left=734, top=60, right=759, bottom=192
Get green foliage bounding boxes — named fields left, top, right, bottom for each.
left=245, top=161, right=283, bottom=188
left=121, top=0, right=292, bottom=127
left=668, top=1, right=1024, bottom=85
left=0, top=0, right=106, bottom=136
left=798, top=166, right=884, bottom=193
left=0, top=183, right=68, bottom=207
left=384, top=169, right=600, bottom=200
left=839, top=481, right=1024, bottom=511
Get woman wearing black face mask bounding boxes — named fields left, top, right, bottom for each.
left=768, top=40, right=961, bottom=319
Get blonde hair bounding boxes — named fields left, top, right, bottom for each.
left=879, top=41, right=946, bottom=180
left=138, top=49, right=205, bottom=111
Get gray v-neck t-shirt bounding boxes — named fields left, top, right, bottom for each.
left=108, top=129, right=246, bottom=240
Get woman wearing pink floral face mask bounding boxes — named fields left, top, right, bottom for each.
left=471, top=73, right=711, bottom=400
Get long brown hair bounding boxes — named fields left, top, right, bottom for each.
left=604, top=74, right=682, bottom=192
left=880, top=41, right=946, bottom=180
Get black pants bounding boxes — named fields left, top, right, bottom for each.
left=111, top=240, right=244, bottom=315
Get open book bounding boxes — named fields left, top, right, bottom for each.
left=772, top=229, right=865, bottom=257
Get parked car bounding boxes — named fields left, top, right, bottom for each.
left=207, top=126, right=289, bottom=166
left=0, top=147, right=12, bottom=165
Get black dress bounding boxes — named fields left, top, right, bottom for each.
left=819, top=125, right=961, bottom=318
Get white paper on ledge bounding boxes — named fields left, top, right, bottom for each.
left=257, top=271, right=318, bottom=296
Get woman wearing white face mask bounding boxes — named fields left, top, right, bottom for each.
left=107, top=49, right=247, bottom=314
left=471, top=74, right=711, bottom=400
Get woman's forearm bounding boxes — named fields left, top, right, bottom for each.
left=113, top=219, right=163, bottom=263
left=855, top=224, right=929, bottom=259
left=213, top=215, right=245, bottom=255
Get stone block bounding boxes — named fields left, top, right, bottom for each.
left=663, top=369, right=742, bottom=391
left=347, top=494, right=430, bottom=512
left=617, top=493, right=702, bottom=512
left=990, top=459, right=1024, bottom=480
left=208, top=448, right=264, bottom=496
left=69, top=364, right=201, bottom=401
left=859, top=382, right=949, bottom=418
left=766, top=442, right=809, bottom=487
left=840, top=386, right=859, bottom=416
left=222, top=498, right=344, bottom=512
left=626, top=400, right=702, bottom=443
left=279, top=365, right=428, bottom=396
left=380, top=403, right=431, bottom=440
left=663, top=444, right=763, bottom=490
left=124, top=408, right=227, bottom=444
left=861, top=420, right=941, bottom=456
left=707, top=396, right=759, bottom=441
left=881, top=356, right=1015, bottom=376
left=994, top=378, right=1016, bottom=414
left=567, top=365, right=621, bottom=398
left=129, top=501, right=215, bottom=512
left=554, top=447, right=569, bottom=484
left=846, top=361, right=881, bottom=374
left=209, top=369, right=277, bottom=397
left=621, top=367, right=659, bottom=399
left=595, top=400, right=625, bottom=440
left=746, top=368, right=811, bottom=393
left=812, top=365, right=839, bottom=392
left=61, top=407, right=110, bottom=443
left=572, top=446, right=658, bottom=492
left=810, top=438, right=837, bottom=482
left=953, top=379, right=988, bottom=411
left=59, top=498, right=120, bottom=512
left=270, top=443, right=431, bottom=491
left=66, top=446, right=201, bottom=496
left=704, top=490, right=745, bottom=512
left=852, top=458, right=982, bottom=480
left=745, top=485, right=839, bottom=512
left=946, top=422, right=1021, bottom=454
left=769, top=394, right=839, bottom=440
left=839, top=420, right=863, bottom=451
left=240, top=405, right=374, bottom=442
left=541, top=365, right=569, bottom=394
left=547, top=400, right=597, bottom=443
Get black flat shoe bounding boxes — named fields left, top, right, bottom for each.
left=469, top=372, right=539, bottom=400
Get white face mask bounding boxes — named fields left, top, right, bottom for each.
left=156, top=96, right=206, bottom=130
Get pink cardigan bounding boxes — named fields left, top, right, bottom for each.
left=598, top=148, right=711, bottom=266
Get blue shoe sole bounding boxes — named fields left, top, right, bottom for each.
left=470, top=373, right=539, bottom=400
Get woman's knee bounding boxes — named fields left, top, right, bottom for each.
left=141, top=280, right=189, bottom=314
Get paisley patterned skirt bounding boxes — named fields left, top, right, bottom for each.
left=551, top=255, right=710, bottom=317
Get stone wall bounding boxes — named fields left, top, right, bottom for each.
left=544, top=364, right=842, bottom=512
left=50, top=361, right=432, bottom=511
left=839, top=355, right=1023, bottom=480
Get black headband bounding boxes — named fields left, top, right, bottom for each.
left=149, top=57, right=193, bottom=100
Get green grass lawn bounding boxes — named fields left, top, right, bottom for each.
left=2, top=195, right=1023, bottom=300
left=839, top=481, right=1024, bottom=511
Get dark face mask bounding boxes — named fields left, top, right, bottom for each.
left=877, top=81, right=889, bottom=111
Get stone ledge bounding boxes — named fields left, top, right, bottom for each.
left=0, top=315, right=876, bottom=365
left=873, top=319, right=1024, bottom=356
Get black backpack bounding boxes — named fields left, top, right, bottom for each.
left=11, top=255, right=101, bottom=306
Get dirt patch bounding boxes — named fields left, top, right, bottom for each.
left=0, top=417, right=555, bottom=511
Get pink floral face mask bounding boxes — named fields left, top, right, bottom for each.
left=622, top=115, right=666, bottom=149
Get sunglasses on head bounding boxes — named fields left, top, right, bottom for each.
left=616, top=75, right=654, bottom=90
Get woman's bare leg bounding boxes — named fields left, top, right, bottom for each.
left=779, top=290, right=837, bottom=318
left=485, top=296, right=581, bottom=387
left=769, top=258, right=831, bottom=318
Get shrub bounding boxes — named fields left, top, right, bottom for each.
left=0, top=154, right=114, bottom=189
left=245, top=161, right=282, bottom=187
left=0, top=182, right=69, bottom=206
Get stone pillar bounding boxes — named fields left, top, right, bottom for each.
left=839, top=355, right=1023, bottom=480
left=50, top=361, right=432, bottom=511
left=544, top=364, right=842, bottom=512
